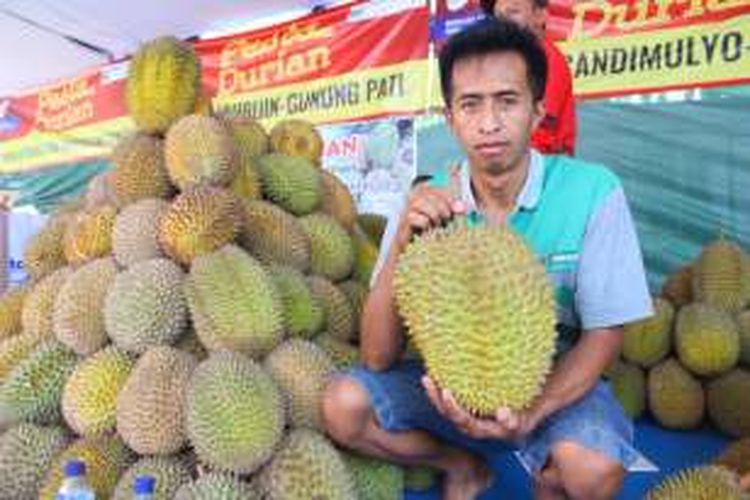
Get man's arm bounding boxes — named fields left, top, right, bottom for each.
left=360, top=247, right=407, bottom=371
left=530, top=327, right=622, bottom=424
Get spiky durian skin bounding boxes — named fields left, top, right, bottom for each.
left=258, top=429, right=357, bottom=500
left=52, top=258, right=117, bottom=355
left=0, top=334, right=40, bottom=383
left=264, top=339, right=335, bottom=430
left=661, top=264, right=694, bottom=307
left=61, top=346, right=134, bottom=437
left=648, top=358, right=705, bottom=430
left=346, top=453, right=405, bottom=500
left=158, top=186, right=241, bottom=265
left=337, top=279, right=368, bottom=323
left=675, top=303, right=739, bottom=377
left=222, top=115, right=269, bottom=162
left=715, top=438, right=750, bottom=476
left=0, top=341, right=78, bottom=427
left=0, top=423, right=69, bottom=499
left=23, top=214, right=71, bottom=281
left=623, top=297, right=673, bottom=367
left=186, top=245, right=284, bottom=358
left=112, top=456, right=192, bottom=500
left=607, top=360, right=646, bottom=419
left=63, top=205, right=117, bottom=266
left=268, top=265, right=324, bottom=339
left=269, top=119, right=324, bottom=164
left=21, top=267, right=72, bottom=340
left=693, top=239, right=749, bottom=313
left=112, top=198, right=169, bottom=267
left=707, top=369, right=750, bottom=438
left=174, top=473, right=256, bottom=500
left=395, top=221, right=557, bottom=415
left=111, top=133, right=173, bottom=204
left=126, top=36, right=201, bottom=134
left=104, top=258, right=188, bottom=354
left=186, top=351, right=286, bottom=474
left=240, top=200, right=311, bottom=272
left=320, top=169, right=357, bottom=230
left=307, top=276, right=356, bottom=343
left=646, top=465, right=746, bottom=500
left=0, top=286, right=27, bottom=340
left=38, top=435, right=135, bottom=500
left=165, top=114, right=238, bottom=190
left=299, top=213, right=355, bottom=282
left=257, top=153, right=322, bottom=215
left=314, top=335, right=360, bottom=370
left=116, top=346, right=197, bottom=455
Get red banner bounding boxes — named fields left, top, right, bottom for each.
left=432, top=0, right=750, bottom=99
left=0, top=0, right=430, bottom=174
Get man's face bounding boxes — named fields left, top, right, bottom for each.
left=445, top=52, right=543, bottom=176
left=493, top=0, right=545, bottom=34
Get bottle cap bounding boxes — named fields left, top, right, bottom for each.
left=134, top=475, right=156, bottom=494
left=64, top=460, right=86, bottom=477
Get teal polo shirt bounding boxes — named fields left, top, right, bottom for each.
left=373, top=150, right=653, bottom=355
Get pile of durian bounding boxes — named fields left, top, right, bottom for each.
left=606, top=238, right=750, bottom=497
left=0, top=36, right=436, bottom=499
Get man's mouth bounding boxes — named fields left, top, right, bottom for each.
left=475, top=142, right=510, bottom=156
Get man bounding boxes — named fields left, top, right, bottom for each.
left=481, top=0, right=576, bottom=156
left=323, top=18, right=651, bottom=500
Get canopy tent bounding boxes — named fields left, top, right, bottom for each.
left=0, top=0, right=336, bottom=97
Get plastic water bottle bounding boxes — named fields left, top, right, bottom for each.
left=55, top=459, right=95, bottom=500
left=133, top=474, right=156, bottom=500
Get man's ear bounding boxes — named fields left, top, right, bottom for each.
left=532, top=99, right=545, bottom=130
left=443, top=104, right=455, bottom=131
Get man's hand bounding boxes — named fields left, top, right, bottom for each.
left=422, top=376, right=542, bottom=442
left=394, top=183, right=466, bottom=252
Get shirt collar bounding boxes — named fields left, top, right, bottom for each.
left=460, top=149, right=545, bottom=213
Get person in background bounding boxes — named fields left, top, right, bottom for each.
left=481, top=0, right=576, bottom=156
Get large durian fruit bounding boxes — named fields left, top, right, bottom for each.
left=675, top=303, right=740, bottom=377
left=52, top=258, right=117, bottom=355
left=126, top=36, right=201, bottom=134
left=736, top=310, right=750, bottom=366
left=707, top=368, right=750, bottom=437
left=648, top=358, right=705, bottom=430
left=112, top=456, right=192, bottom=500
left=158, top=186, right=242, bottom=265
left=185, top=245, right=284, bottom=358
left=110, top=133, right=173, bottom=204
left=0, top=285, right=27, bottom=340
left=185, top=351, right=285, bottom=474
left=693, top=238, right=750, bottom=313
left=646, top=465, right=747, bottom=499
left=165, top=114, right=238, bottom=189
left=61, top=346, right=135, bottom=437
left=116, top=346, right=196, bottom=455
left=0, top=423, right=70, bottom=499
left=257, top=153, right=322, bottom=215
left=623, top=297, right=673, bottom=367
left=395, top=219, right=557, bottom=415
left=174, top=472, right=256, bottom=500
left=63, top=205, right=117, bottom=266
left=269, top=119, right=324, bottom=164
left=257, top=429, right=358, bottom=500
left=607, top=360, right=646, bottom=419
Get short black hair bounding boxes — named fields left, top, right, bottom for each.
left=438, top=17, right=547, bottom=106
left=480, top=0, right=549, bottom=15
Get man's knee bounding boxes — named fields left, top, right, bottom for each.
left=549, top=441, right=625, bottom=500
left=322, top=376, right=373, bottom=444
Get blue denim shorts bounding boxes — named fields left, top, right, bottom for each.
left=346, top=359, right=645, bottom=474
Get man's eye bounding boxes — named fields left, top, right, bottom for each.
left=461, top=101, right=480, bottom=111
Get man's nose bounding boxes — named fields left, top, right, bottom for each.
left=478, top=103, right=503, bottom=134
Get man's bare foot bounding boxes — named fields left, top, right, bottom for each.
left=740, top=472, right=750, bottom=492
left=443, top=453, right=494, bottom=500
